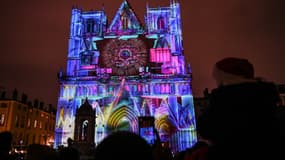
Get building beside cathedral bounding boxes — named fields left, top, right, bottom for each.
left=0, top=89, right=56, bottom=147
left=54, top=0, right=196, bottom=152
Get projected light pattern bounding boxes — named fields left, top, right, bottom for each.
left=54, top=0, right=197, bottom=152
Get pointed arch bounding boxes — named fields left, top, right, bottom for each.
left=157, top=16, right=165, bottom=30
left=107, top=105, right=139, bottom=132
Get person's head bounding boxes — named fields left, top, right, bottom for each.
left=94, top=131, right=153, bottom=160
left=59, top=147, right=80, bottom=160
left=67, top=137, right=73, bottom=147
left=27, top=144, right=58, bottom=160
left=213, top=57, right=254, bottom=86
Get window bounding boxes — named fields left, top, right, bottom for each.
left=0, top=114, right=5, bottom=126
left=121, top=11, right=129, bottom=30
left=81, top=120, right=89, bottom=141
left=86, top=19, right=95, bottom=33
left=38, top=135, right=41, bottom=144
left=15, top=115, right=19, bottom=127
left=20, top=116, right=25, bottom=128
left=25, top=134, right=29, bottom=145
left=80, top=54, right=92, bottom=66
left=34, top=120, right=37, bottom=128
left=27, top=118, right=31, bottom=128
left=157, top=16, right=165, bottom=30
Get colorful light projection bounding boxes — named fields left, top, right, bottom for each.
left=54, top=0, right=197, bottom=152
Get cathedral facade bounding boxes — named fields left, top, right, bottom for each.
left=54, top=0, right=196, bottom=152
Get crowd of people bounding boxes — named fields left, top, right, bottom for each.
left=1, top=57, right=284, bottom=160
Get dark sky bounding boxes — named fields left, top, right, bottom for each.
left=0, top=0, right=284, bottom=107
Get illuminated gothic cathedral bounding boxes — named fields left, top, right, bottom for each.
left=54, top=0, right=197, bottom=152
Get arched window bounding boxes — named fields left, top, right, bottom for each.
left=122, top=16, right=129, bottom=30
left=81, top=120, right=88, bottom=140
left=157, top=16, right=165, bottom=30
left=86, top=19, right=95, bottom=33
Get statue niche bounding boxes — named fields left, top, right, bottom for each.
left=74, top=98, right=96, bottom=153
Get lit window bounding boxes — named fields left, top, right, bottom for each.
left=34, top=120, right=37, bottom=128
left=27, top=118, right=31, bottom=128
left=0, top=114, right=5, bottom=126
left=81, top=120, right=89, bottom=140
left=32, top=135, right=35, bottom=143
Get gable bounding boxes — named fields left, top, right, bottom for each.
left=107, top=1, right=143, bottom=35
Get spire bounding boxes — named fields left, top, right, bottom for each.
left=82, top=97, right=90, bottom=107
left=77, top=97, right=93, bottom=113
left=146, top=1, right=149, bottom=11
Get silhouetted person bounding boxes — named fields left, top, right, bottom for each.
left=27, top=144, right=58, bottom=160
left=173, top=150, right=186, bottom=160
left=94, top=131, right=153, bottom=160
left=184, top=141, right=209, bottom=160
left=197, top=57, right=283, bottom=160
left=152, top=129, right=173, bottom=160
left=58, top=147, right=80, bottom=160
left=67, top=137, right=74, bottom=148
left=0, top=131, right=13, bottom=160
left=57, top=138, right=80, bottom=160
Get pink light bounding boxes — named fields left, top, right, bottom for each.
left=150, top=48, right=171, bottom=63
left=172, top=56, right=179, bottom=73
left=125, top=85, right=130, bottom=91
left=161, top=84, right=165, bottom=93
left=81, top=65, right=95, bottom=70
left=150, top=49, right=156, bottom=62
left=165, top=84, right=170, bottom=93
left=156, top=49, right=159, bottom=62
left=106, top=68, right=112, bottom=73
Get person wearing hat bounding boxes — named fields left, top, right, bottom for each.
left=197, top=57, right=283, bottom=160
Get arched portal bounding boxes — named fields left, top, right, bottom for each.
left=107, top=105, right=138, bottom=133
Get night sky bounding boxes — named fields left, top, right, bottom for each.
left=0, top=0, right=284, bottom=107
